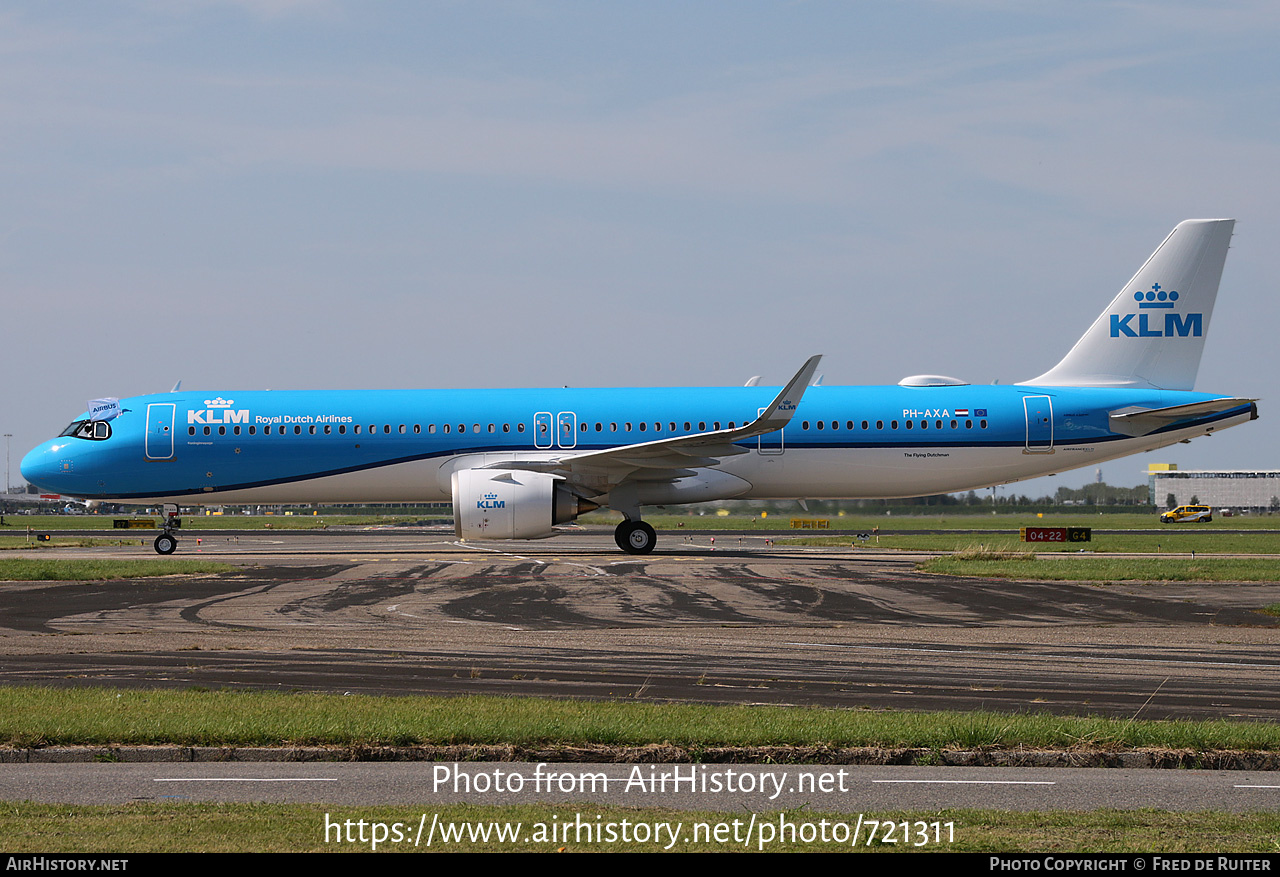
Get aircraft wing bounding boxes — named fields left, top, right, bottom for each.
left=1108, top=398, right=1258, bottom=437
left=480, top=355, right=821, bottom=486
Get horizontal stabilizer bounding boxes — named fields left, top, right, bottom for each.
left=1109, top=398, right=1257, bottom=437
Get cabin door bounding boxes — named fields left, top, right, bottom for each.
left=756, top=407, right=785, bottom=455
left=1023, top=396, right=1054, bottom=453
left=145, top=403, right=176, bottom=461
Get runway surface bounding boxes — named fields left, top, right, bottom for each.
left=2, top=528, right=1279, bottom=720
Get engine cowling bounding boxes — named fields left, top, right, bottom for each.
left=452, top=468, right=597, bottom=540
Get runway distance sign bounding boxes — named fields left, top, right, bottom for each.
left=1020, top=527, right=1091, bottom=543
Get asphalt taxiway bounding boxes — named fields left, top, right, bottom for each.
left=2, top=528, right=1279, bottom=720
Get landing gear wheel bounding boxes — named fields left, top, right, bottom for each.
left=615, top=520, right=656, bottom=555
left=154, top=533, right=178, bottom=555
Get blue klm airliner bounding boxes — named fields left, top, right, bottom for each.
left=21, top=219, right=1257, bottom=555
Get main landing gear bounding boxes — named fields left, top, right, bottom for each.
left=153, top=503, right=181, bottom=555
left=614, top=519, right=656, bottom=555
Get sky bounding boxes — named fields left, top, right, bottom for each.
left=3, top=1, right=1278, bottom=497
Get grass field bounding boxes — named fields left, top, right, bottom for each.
left=6, top=687, right=1280, bottom=751
left=920, top=553, right=1280, bottom=582
left=0, top=557, right=238, bottom=580
left=3, top=802, right=1278, bottom=852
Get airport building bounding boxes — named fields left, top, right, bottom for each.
left=1148, top=464, right=1280, bottom=512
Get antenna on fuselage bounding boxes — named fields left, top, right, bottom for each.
left=170, top=380, right=182, bottom=392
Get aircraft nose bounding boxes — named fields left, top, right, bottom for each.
left=20, top=440, right=69, bottom=493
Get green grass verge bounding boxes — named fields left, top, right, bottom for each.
left=612, top=512, right=1280, bottom=531
left=0, top=514, right=444, bottom=531
left=0, top=558, right=238, bottom=581
left=6, top=688, right=1280, bottom=751
left=0, top=536, right=140, bottom=551
left=2, top=803, right=1278, bottom=852
left=919, top=554, right=1280, bottom=582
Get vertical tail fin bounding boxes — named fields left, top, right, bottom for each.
left=1022, top=219, right=1234, bottom=390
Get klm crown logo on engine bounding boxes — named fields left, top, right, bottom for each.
left=1110, top=283, right=1202, bottom=338
left=188, top=396, right=249, bottom=425
left=477, top=491, right=505, bottom=510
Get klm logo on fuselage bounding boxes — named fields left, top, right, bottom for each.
left=187, top=397, right=249, bottom=425
left=477, top=492, right=505, bottom=510
left=1110, top=283, right=1202, bottom=338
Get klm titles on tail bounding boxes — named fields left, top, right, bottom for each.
left=1110, top=285, right=1202, bottom=338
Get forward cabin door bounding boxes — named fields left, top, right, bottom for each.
left=145, top=403, right=176, bottom=461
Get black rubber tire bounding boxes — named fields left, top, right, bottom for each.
left=154, top=534, right=177, bottom=555
left=615, top=520, right=656, bottom=555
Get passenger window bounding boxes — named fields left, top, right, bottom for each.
left=339, top=425, right=346, bottom=434
left=309, top=425, right=316, bottom=435
left=204, top=426, right=211, bottom=436
left=323, top=425, right=331, bottom=435
left=517, top=423, right=525, bottom=433
left=905, top=420, right=913, bottom=429
left=294, top=426, right=302, bottom=435
left=189, top=427, right=196, bottom=436
left=639, top=422, right=647, bottom=431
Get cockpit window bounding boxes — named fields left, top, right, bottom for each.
left=59, top=420, right=112, bottom=441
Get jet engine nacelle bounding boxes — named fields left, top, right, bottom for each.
left=452, top=468, right=597, bottom=540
